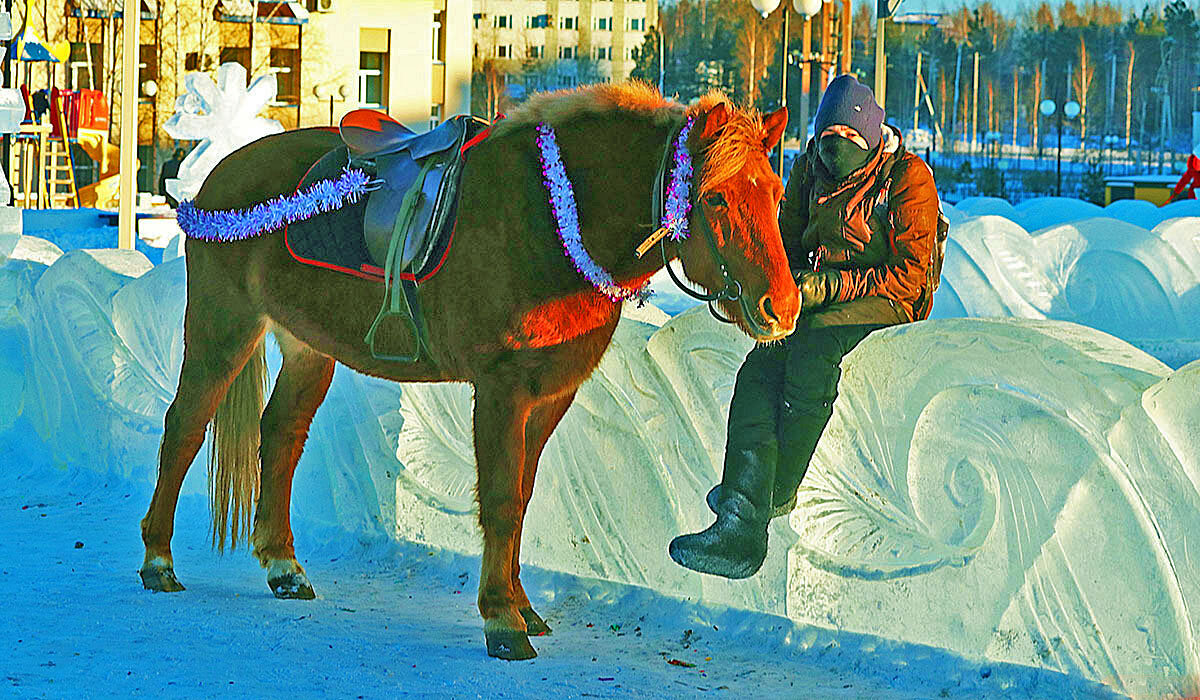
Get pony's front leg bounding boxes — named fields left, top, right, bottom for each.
left=512, top=390, right=578, bottom=638
left=473, top=380, right=536, bottom=660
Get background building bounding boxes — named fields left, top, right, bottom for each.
left=15, top=0, right=471, bottom=197
left=471, top=0, right=657, bottom=87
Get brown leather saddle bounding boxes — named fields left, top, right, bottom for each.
left=285, top=110, right=489, bottom=282
left=284, top=110, right=489, bottom=361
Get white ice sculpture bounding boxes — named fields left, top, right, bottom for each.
left=164, top=63, right=284, bottom=203
left=785, top=318, right=1199, bottom=700
left=929, top=209, right=1200, bottom=357
left=9, top=211, right=1200, bottom=696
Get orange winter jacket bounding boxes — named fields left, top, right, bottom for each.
left=780, top=126, right=941, bottom=322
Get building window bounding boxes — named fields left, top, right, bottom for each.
left=359, top=52, right=388, bottom=109
left=558, top=46, right=575, bottom=59
left=526, top=13, right=550, bottom=28
left=560, top=16, right=576, bottom=29
left=497, top=44, right=512, bottom=58
left=270, top=48, right=300, bottom=104
left=494, top=14, right=512, bottom=28
left=628, top=17, right=645, bottom=31
left=219, top=46, right=251, bottom=74
left=68, top=42, right=102, bottom=91
left=594, top=46, right=611, bottom=60
left=528, top=45, right=544, bottom=59
left=594, top=17, right=612, bottom=31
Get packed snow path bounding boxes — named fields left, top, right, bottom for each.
left=1, top=461, right=1122, bottom=699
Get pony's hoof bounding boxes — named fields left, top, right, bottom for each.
left=485, top=628, right=537, bottom=660
left=140, top=565, right=185, bottom=593
left=269, top=572, right=316, bottom=600
left=520, top=607, right=552, bottom=636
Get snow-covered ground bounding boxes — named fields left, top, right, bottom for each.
left=2, top=455, right=1118, bottom=699
left=3, top=197, right=1199, bottom=698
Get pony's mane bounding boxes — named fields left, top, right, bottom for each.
left=686, top=91, right=769, bottom=192
left=493, top=82, right=769, bottom=192
left=491, top=81, right=684, bottom=135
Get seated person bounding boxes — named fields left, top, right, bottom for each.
left=670, top=74, right=944, bottom=579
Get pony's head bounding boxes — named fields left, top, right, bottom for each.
left=678, top=93, right=799, bottom=342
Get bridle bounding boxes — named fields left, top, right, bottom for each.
left=644, top=121, right=771, bottom=338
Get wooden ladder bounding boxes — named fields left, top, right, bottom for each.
left=47, top=104, right=79, bottom=208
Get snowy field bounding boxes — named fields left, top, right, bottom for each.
left=2, top=196, right=1199, bottom=698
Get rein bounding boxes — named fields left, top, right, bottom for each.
left=642, top=124, right=769, bottom=338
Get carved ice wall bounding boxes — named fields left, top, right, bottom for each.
left=5, top=195, right=1200, bottom=698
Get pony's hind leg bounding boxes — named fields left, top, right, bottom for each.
left=251, top=329, right=335, bottom=600
left=140, top=311, right=267, bottom=592
left=473, top=380, right=537, bottom=660
left=512, top=390, right=577, bottom=637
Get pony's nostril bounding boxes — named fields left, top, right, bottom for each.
left=760, top=296, right=778, bottom=325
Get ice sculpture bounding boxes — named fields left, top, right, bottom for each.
left=932, top=210, right=1200, bottom=351
left=164, top=63, right=284, bottom=203
left=785, top=318, right=1197, bottom=700
left=6, top=200, right=1200, bottom=697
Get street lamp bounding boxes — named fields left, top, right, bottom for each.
left=1040, top=98, right=1080, bottom=197
left=749, top=0, right=822, bottom=177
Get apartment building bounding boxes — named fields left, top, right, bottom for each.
left=472, top=0, right=657, bottom=84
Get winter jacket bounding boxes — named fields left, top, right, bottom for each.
left=780, top=125, right=941, bottom=322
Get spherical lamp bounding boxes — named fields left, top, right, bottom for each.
left=749, top=0, right=782, bottom=17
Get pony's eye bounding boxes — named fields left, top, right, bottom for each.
left=704, top=193, right=728, bottom=208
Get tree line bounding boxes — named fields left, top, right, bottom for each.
left=631, top=0, right=1200, bottom=153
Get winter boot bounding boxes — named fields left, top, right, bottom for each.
left=669, top=446, right=776, bottom=579
left=705, top=482, right=797, bottom=520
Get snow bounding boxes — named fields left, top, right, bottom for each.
left=3, top=195, right=1197, bottom=697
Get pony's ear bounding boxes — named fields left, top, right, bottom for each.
left=762, top=107, right=788, bottom=150
left=699, top=102, right=730, bottom=141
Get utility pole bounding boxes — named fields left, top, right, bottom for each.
left=971, top=51, right=979, bottom=155
left=800, top=16, right=811, bottom=143
left=117, top=0, right=139, bottom=250
left=950, top=43, right=961, bottom=149
left=913, top=52, right=922, bottom=130
left=778, top=6, right=789, bottom=177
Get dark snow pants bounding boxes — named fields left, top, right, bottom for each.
left=723, top=295, right=909, bottom=508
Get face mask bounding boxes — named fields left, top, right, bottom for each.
left=817, top=135, right=871, bottom=180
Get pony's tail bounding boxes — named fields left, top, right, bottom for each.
left=208, top=339, right=269, bottom=552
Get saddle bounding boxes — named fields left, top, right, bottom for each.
left=284, top=110, right=490, bottom=361
left=286, top=111, right=488, bottom=278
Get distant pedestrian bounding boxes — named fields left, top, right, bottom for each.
left=1169, top=146, right=1200, bottom=203
left=159, top=148, right=187, bottom=207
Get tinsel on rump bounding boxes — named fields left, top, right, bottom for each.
left=176, top=167, right=377, bottom=242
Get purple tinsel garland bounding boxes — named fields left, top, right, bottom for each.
left=661, top=116, right=695, bottom=241
left=176, top=167, right=376, bottom=242
left=535, top=119, right=695, bottom=304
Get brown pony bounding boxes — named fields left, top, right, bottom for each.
left=139, top=83, right=798, bottom=660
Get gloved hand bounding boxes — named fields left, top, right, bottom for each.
left=795, top=270, right=841, bottom=311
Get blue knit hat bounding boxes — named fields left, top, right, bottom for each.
left=813, top=74, right=885, bottom=150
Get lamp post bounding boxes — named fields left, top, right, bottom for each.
left=117, top=0, right=139, bottom=249
left=749, top=0, right=823, bottom=177
left=1040, top=98, right=1080, bottom=197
